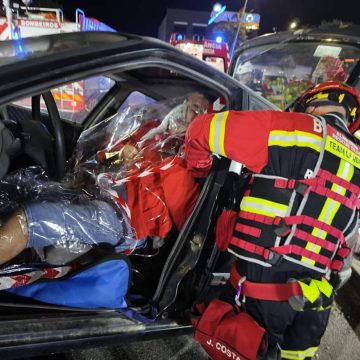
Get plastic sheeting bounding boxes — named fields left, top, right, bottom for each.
left=0, top=93, right=209, bottom=268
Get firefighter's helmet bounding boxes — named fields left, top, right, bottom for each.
left=293, top=81, right=360, bottom=133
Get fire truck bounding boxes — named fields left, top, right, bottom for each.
left=0, top=4, right=116, bottom=115
left=170, top=33, right=230, bottom=73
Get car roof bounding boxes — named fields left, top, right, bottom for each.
left=0, top=31, right=249, bottom=107
left=0, top=31, right=180, bottom=67
left=234, top=25, right=360, bottom=54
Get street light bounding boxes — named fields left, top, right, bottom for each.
left=289, top=21, right=298, bottom=30
left=213, top=3, right=223, bottom=13
left=230, top=0, right=250, bottom=57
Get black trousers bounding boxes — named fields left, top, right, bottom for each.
left=221, top=259, right=332, bottom=359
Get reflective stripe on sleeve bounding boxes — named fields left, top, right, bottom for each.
left=209, top=111, right=229, bottom=156
left=269, top=130, right=322, bottom=152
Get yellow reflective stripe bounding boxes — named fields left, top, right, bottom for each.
left=298, top=280, right=320, bottom=303
left=302, top=160, right=354, bottom=265
left=269, top=130, right=322, bottom=152
left=297, top=278, right=333, bottom=303
left=240, top=196, right=288, bottom=218
left=281, top=346, right=318, bottom=359
left=270, top=130, right=322, bottom=142
left=313, top=278, right=333, bottom=298
left=209, top=111, right=228, bottom=156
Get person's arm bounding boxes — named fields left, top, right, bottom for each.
left=185, top=110, right=273, bottom=177
left=331, top=227, right=359, bottom=290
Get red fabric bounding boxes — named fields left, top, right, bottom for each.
left=97, top=120, right=160, bottom=163
left=127, top=156, right=200, bottom=239
left=193, top=299, right=267, bottom=360
left=215, top=210, right=237, bottom=251
left=230, top=265, right=303, bottom=301
left=97, top=120, right=200, bottom=240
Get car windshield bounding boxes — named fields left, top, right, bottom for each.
left=233, top=41, right=360, bottom=109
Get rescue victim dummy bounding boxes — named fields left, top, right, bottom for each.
left=186, top=82, right=360, bottom=360
left=0, top=93, right=209, bottom=264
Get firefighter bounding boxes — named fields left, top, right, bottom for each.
left=186, top=82, right=360, bottom=359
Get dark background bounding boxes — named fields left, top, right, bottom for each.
left=58, top=0, right=359, bottom=36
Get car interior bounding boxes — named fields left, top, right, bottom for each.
left=0, top=64, right=243, bottom=320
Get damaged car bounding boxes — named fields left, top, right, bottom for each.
left=0, top=31, right=276, bottom=358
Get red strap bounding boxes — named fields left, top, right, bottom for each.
left=238, top=211, right=280, bottom=226
left=235, top=223, right=262, bottom=238
left=230, top=237, right=270, bottom=259
left=318, top=169, right=360, bottom=195
left=274, top=179, right=296, bottom=189
left=283, top=215, right=345, bottom=245
left=274, top=177, right=325, bottom=190
left=330, top=260, right=344, bottom=271
left=230, top=264, right=302, bottom=301
left=310, top=184, right=357, bottom=209
left=336, top=246, right=351, bottom=259
left=275, top=173, right=359, bottom=209
left=274, top=244, right=331, bottom=267
left=351, top=193, right=360, bottom=209
left=293, top=228, right=337, bottom=252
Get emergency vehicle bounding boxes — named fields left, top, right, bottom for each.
left=170, top=33, right=230, bottom=73
left=0, top=5, right=116, bottom=115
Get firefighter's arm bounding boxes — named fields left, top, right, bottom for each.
left=185, top=110, right=272, bottom=176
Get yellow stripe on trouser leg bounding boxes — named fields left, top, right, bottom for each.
left=209, top=111, right=229, bottom=156
left=281, top=346, right=318, bottom=359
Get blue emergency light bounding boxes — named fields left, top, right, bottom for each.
left=216, top=36, right=223, bottom=43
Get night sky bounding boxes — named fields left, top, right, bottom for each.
left=61, top=0, right=359, bottom=37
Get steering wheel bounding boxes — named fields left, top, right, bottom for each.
left=31, top=92, right=66, bottom=180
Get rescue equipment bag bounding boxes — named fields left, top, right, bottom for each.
left=191, top=299, right=267, bottom=360
left=5, top=254, right=131, bottom=309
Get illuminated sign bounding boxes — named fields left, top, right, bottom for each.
left=18, top=19, right=60, bottom=29
left=240, top=13, right=261, bottom=30
left=209, top=10, right=260, bottom=30
left=80, top=16, right=116, bottom=32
